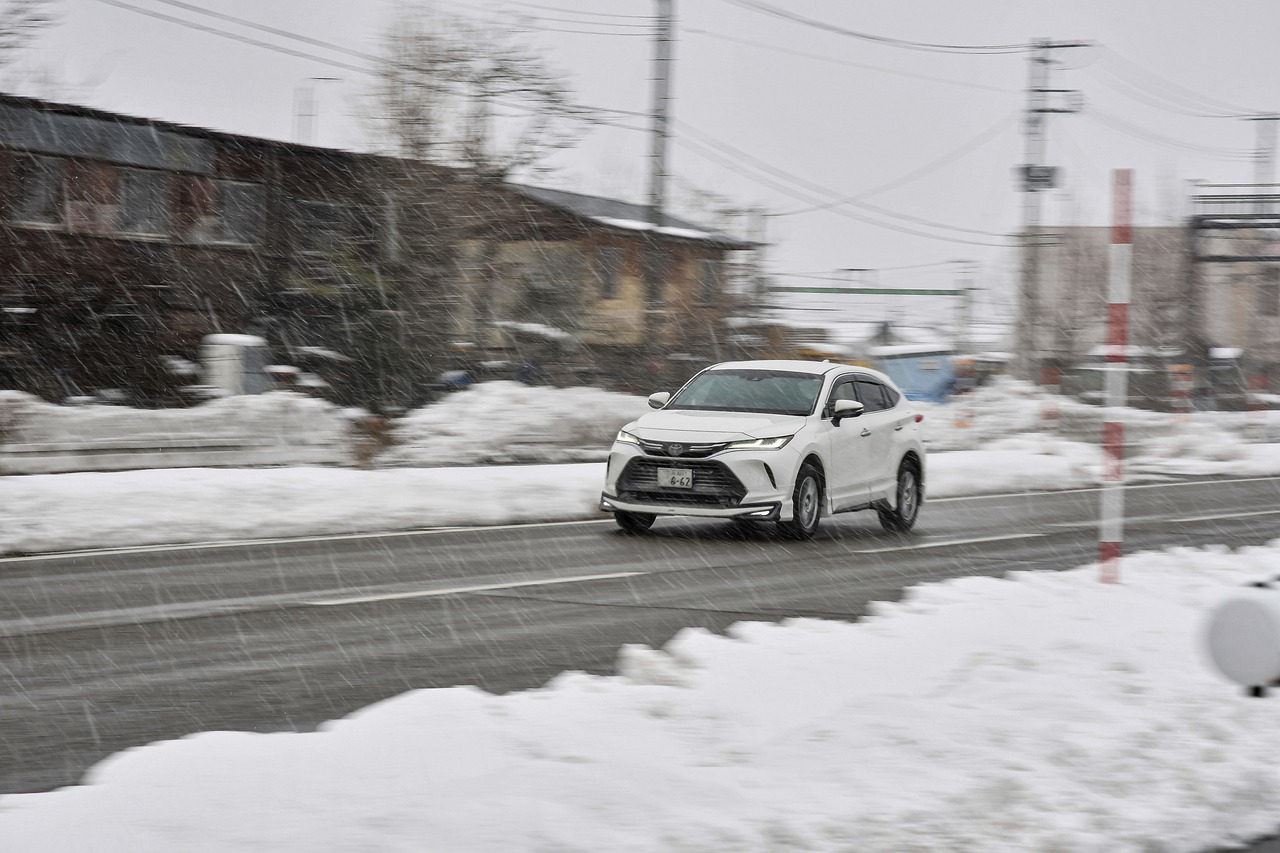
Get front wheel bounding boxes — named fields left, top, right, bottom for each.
left=777, top=463, right=823, bottom=540
left=878, top=459, right=921, bottom=533
left=615, top=510, right=656, bottom=534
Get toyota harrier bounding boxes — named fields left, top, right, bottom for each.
left=599, top=360, right=925, bottom=539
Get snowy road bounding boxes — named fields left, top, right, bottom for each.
left=4, top=475, right=1280, bottom=797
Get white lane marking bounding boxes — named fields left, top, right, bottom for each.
left=927, top=474, right=1280, bottom=503
left=0, top=518, right=615, bottom=563
left=1172, top=508, right=1280, bottom=523
left=4, top=474, right=1278, bottom=564
left=848, top=533, right=1046, bottom=554
left=306, top=571, right=648, bottom=607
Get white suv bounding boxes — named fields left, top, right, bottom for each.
left=600, top=360, right=925, bottom=539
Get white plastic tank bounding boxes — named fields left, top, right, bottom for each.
left=200, top=334, right=271, bottom=396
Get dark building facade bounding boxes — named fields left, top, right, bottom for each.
left=0, top=95, right=754, bottom=406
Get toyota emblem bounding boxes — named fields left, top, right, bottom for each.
left=666, top=443, right=686, bottom=456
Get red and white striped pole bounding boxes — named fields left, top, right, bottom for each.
left=1101, top=169, right=1132, bottom=584
left=1170, top=364, right=1194, bottom=422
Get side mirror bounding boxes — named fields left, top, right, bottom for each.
left=647, top=392, right=671, bottom=409
left=831, top=399, right=864, bottom=425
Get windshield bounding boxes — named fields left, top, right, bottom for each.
left=667, top=369, right=823, bottom=416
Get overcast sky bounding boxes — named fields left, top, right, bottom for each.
left=9, top=0, right=1280, bottom=331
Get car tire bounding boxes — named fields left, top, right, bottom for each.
left=878, top=458, right=921, bottom=533
left=777, top=463, right=823, bottom=540
left=615, top=510, right=656, bottom=534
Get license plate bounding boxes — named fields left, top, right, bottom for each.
left=656, top=467, right=693, bottom=488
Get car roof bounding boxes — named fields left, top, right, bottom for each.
left=703, top=359, right=896, bottom=385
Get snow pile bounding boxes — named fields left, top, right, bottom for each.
left=0, top=465, right=608, bottom=555
left=381, top=381, right=650, bottom=466
left=4, top=542, right=1280, bottom=851
left=0, top=390, right=348, bottom=448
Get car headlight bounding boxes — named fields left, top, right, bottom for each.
left=725, top=435, right=794, bottom=451
left=614, top=430, right=641, bottom=446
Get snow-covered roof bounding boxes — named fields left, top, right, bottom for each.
left=492, top=320, right=576, bottom=342
left=508, top=184, right=755, bottom=250
left=867, top=343, right=953, bottom=358
left=203, top=334, right=267, bottom=348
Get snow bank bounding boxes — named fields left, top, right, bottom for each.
left=380, top=381, right=651, bottom=466
left=0, top=390, right=348, bottom=447
left=4, top=542, right=1280, bottom=851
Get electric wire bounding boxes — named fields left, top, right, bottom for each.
left=671, top=131, right=1015, bottom=248
left=470, top=0, right=653, bottom=20
left=93, top=0, right=651, bottom=130
left=676, top=119, right=1015, bottom=240
left=1093, top=45, right=1261, bottom=118
left=718, top=0, right=1033, bottom=55
left=774, top=110, right=1021, bottom=216
left=1083, top=106, right=1254, bottom=161
left=685, top=27, right=1019, bottom=96
left=91, top=0, right=372, bottom=74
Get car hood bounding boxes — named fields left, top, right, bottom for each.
left=626, top=410, right=807, bottom=442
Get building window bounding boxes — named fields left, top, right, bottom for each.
left=644, top=249, right=667, bottom=304
left=1262, top=269, right=1280, bottom=318
left=593, top=245, right=624, bottom=299
left=119, top=168, right=167, bottom=235
left=10, top=154, right=62, bottom=225
left=220, top=181, right=265, bottom=244
left=698, top=258, right=722, bottom=305
left=176, top=178, right=265, bottom=244
left=294, top=200, right=353, bottom=254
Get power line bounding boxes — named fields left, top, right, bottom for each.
left=1094, top=46, right=1261, bottom=118
left=775, top=111, right=1021, bottom=216
left=482, top=0, right=653, bottom=20
left=1086, top=62, right=1244, bottom=119
left=1083, top=107, right=1253, bottom=160
left=685, top=27, right=1019, bottom=96
left=92, top=0, right=652, bottom=128
left=676, top=119, right=1014, bottom=239
left=671, top=130, right=1015, bottom=248
left=718, top=0, right=1034, bottom=55
left=91, top=0, right=374, bottom=72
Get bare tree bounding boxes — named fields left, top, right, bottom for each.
left=369, top=7, right=593, bottom=179
left=0, top=0, right=54, bottom=70
left=359, top=7, right=600, bottom=395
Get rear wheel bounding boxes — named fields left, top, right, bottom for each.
left=615, top=510, right=656, bottom=534
left=878, top=459, right=921, bottom=533
left=777, top=463, right=823, bottom=540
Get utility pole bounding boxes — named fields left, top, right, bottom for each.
left=293, top=76, right=340, bottom=146
left=1016, top=38, right=1087, bottom=383
left=1249, top=114, right=1279, bottom=213
left=644, top=0, right=674, bottom=359
left=953, top=260, right=977, bottom=355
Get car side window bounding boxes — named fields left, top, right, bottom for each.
left=855, top=380, right=891, bottom=413
left=825, top=378, right=860, bottom=417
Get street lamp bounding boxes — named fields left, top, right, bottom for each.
left=293, top=77, right=341, bottom=146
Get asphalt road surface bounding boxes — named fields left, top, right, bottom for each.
left=4, top=474, right=1280, bottom=848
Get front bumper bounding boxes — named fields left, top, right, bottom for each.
left=600, top=493, right=781, bottom=520
left=601, top=442, right=802, bottom=521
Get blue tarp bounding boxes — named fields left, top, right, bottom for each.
left=872, top=350, right=957, bottom=403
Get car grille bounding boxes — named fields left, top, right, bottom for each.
left=617, top=458, right=748, bottom=507
left=637, top=438, right=729, bottom=459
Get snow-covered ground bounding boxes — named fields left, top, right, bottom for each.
left=3, top=377, right=1280, bottom=557
left=3, top=379, right=1280, bottom=851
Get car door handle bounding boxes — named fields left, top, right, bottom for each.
left=860, top=428, right=872, bottom=437
left=894, top=424, right=904, bottom=431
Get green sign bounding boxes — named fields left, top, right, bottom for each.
left=769, top=287, right=963, bottom=296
